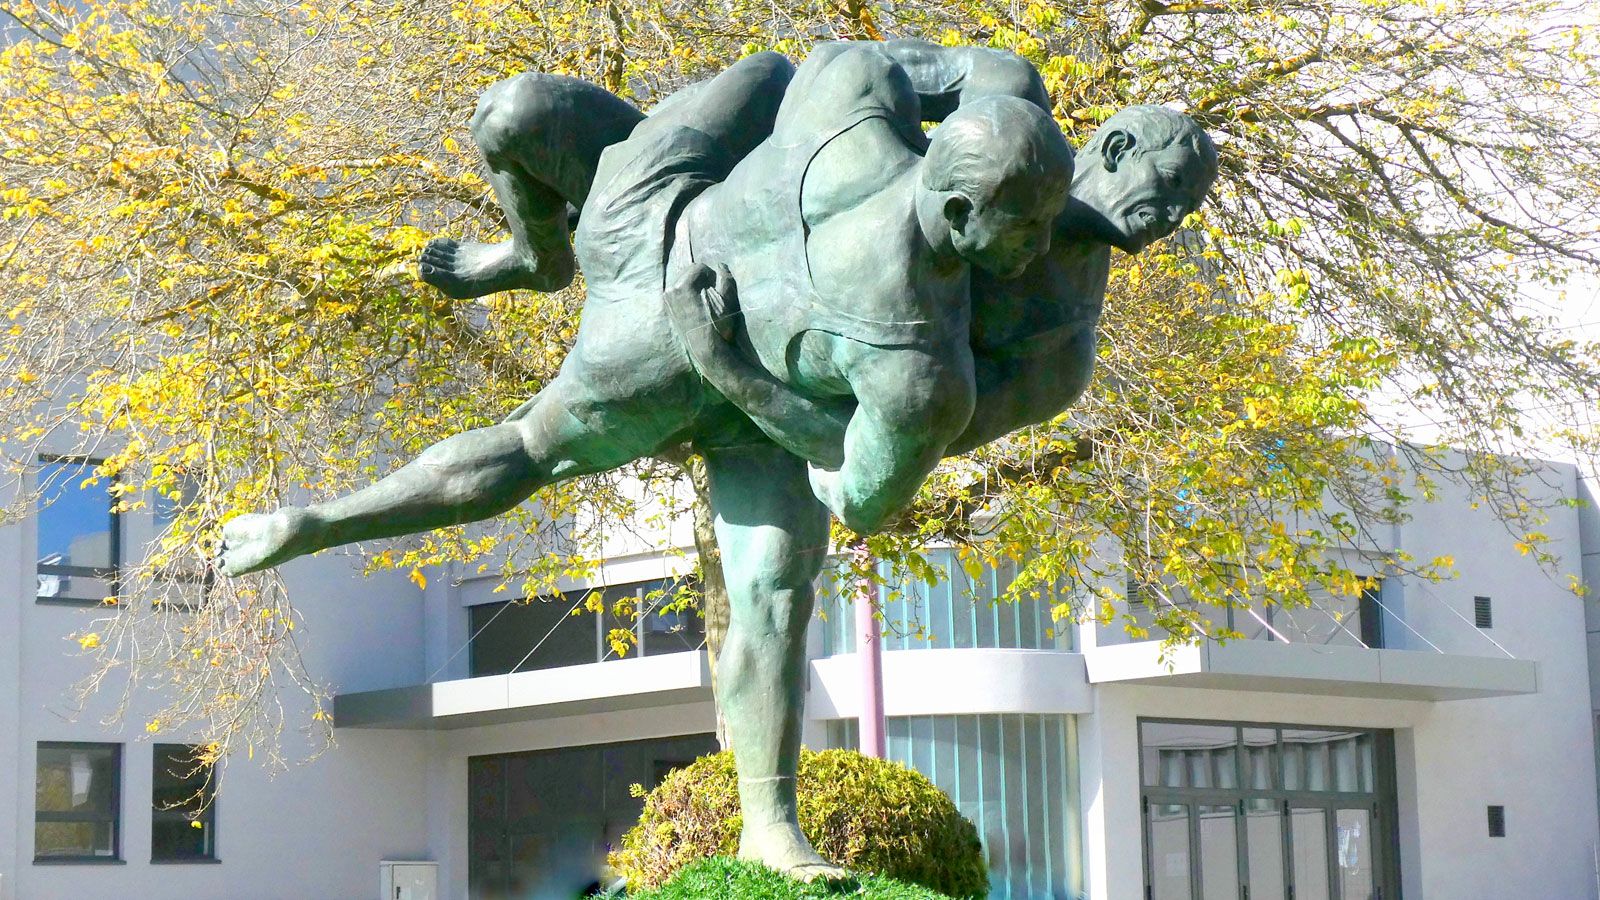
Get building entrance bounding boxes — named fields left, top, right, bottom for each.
left=1140, top=720, right=1400, bottom=900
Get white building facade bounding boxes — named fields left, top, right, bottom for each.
left=2, top=453, right=1599, bottom=899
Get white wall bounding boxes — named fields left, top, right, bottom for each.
left=1, top=460, right=438, bottom=900
left=1078, top=458, right=1600, bottom=899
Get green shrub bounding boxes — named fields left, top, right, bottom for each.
left=610, top=749, right=986, bottom=899
left=627, top=856, right=961, bottom=899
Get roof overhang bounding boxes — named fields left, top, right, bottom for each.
left=1083, top=640, right=1538, bottom=700
left=333, top=651, right=713, bottom=730
left=808, top=648, right=1094, bottom=719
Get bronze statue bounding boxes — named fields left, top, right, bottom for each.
left=220, top=40, right=1216, bottom=881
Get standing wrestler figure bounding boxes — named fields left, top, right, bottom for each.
left=220, top=44, right=1074, bottom=880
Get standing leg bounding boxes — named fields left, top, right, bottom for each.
left=420, top=74, right=645, bottom=299
left=702, top=443, right=846, bottom=880
left=218, top=377, right=643, bottom=575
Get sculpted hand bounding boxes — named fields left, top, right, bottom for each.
left=663, top=263, right=850, bottom=471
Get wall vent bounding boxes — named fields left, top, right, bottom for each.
left=1474, top=595, right=1493, bottom=629
left=1487, top=805, right=1506, bottom=838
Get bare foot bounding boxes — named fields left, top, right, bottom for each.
left=217, top=509, right=318, bottom=576
left=738, top=821, right=851, bottom=883
left=417, top=237, right=572, bottom=299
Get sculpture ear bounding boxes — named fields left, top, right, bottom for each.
left=1101, top=129, right=1136, bottom=173
left=943, top=194, right=973, bottom=230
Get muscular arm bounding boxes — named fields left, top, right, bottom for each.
left=946, top=325, right=1098, bottom=455
left=665, top=266, right=852, bottom=470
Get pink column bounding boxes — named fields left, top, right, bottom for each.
left=853, top=541, right=886, bottom=758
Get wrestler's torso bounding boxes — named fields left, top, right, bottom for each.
left=679, top=114, right=970, bottom=399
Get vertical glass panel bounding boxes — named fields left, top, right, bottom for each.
left=1197, top=804, right=1239, bottom=899
left=1142, top=722, right=1238, bottom=788
left=36, top=459, right=116, bottom=568
left=1243, top=728, right=1277, bottom=791
left=1332, top=736, right=1361, bottom=793
left=1335, top=808, right=1375, bottom=900
left=34, top=742, right=120, bottom=859
left=1246, top=802, right=1288, bottom=900
left=884, top=714, right=1080, bottom=899
left=151, top=743, right=216, bottom=861
left=1283, top=731, right=1335, bottom=792
left=1290, top=808, right=1331, bottom=900
left=1149, top=803, right=1193, bottom=900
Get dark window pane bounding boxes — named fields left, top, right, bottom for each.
left=641, top=579, right=704, bottom=657
left=470, top=593, right=599, bottom=676
left=152, top=819, right=214, bottom=860
left=152, top=744, right=215, bottom=861
left=35, top=821, right=115, bottom=859
left=34, top=742, right=119, bottom=859
left=36, top=744, right=117, bottom=814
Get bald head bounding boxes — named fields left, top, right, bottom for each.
left=923, top=95, right=1075, bottom=207
left=1074, top=105, right=1218, bottom=253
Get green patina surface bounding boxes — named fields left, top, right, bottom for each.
left=216, top=40, right=1213, bottom=879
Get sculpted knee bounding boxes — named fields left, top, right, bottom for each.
left=471, top=73, right=561, bottom=160
left=742, top=50, right=796, bottom=96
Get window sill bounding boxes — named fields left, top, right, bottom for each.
left=35, top=596, right=117, bottom=607
left=33, top=857, right=125, bottom=865
left=151, top=857, right=221, bottom=865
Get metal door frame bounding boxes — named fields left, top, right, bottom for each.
left=1138, top=719, right=1400, bottom=900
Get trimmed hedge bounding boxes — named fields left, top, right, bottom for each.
left=610, top=749, right=986, bottom=899
left=626, top=856, right=960, bottom=899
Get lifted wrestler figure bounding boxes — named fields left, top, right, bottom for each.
left=219, top=41, right=1215, bottom=880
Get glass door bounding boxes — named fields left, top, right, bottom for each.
left=1146, top=801, right=1193, bottom=900
left=1289, top=807, right=1332, bottom=900
left=1334, top=806, right=1377, bottom=899
left=1140, top=721, right=1398, bottom=900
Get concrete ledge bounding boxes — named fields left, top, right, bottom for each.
left=334, top=650, right=713, bottom=729
left=808, top=648, right=1093, bottom=719
left=1083, top=640, right=1538, bottom=700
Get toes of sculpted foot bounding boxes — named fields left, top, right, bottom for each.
left=423, top=237, right=460, bottom=255
left=785, top=861, right=852, bottom=884
left=217, top=513, right=292, bottom=577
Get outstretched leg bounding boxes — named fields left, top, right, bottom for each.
left=702, top=443, right=845, bottom=882
left=420, top=74, right=644, bottom=299
left=219, top=379, right=638, bottom=575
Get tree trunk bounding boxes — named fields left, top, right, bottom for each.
left=684, top=455, right=732, bottom=750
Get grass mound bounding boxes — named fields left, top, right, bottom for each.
left=626, top=857, right=962, bottom=899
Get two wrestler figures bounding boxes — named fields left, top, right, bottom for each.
left=219, top=41, right=1217, bottom=880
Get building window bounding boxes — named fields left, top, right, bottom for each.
left=35, top=457, right=119, bottom=604
left=1358, top=583, right=1386, bottom=649
left=820, top=551, right=1074, bottom=656
left=34, top=742, right=121, bottom=862
left=469, top=578, right=703, bottom=676
left=828, top=714, right=1083, bottom=898
left=1474, top=595, right=1494, bottom=629
left=468, top=733, right=720, bottom=899
left=1137, top=719, right=1401, bottom=899
left=151, top=744, right=217, bottom=862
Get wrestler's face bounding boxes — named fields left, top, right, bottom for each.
left=1091, top=142, right=1212, bottom=254
left=949, top=179, right=1069, bottom=279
